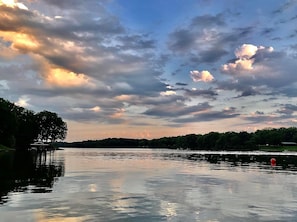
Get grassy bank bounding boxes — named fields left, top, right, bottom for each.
left=259, top=145, right=297, bottom=152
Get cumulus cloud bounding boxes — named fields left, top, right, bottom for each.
left=221, top=58, right=254, bottom=74
left=190, top=70, right=214, bottom=82
left=221, top=44, right=274, bottom=75
left=235, top=44, right=258, bottom=59
left=0, top=0, right=28, bottom=10
left=0, top=0, right=164, bottom=90
left=45, top=67, right=94, bottom=88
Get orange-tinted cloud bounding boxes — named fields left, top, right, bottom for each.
left=0, top=1, right=94, bottom=88
left=190, top=70, right=214, bottom=82
left=45, top=66, right=94, bottom=88
left=110, top=108, right=125, bottom=119
left=0, top=31, right=41, bottom=53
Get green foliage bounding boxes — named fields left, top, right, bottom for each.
left=0, top=98, right=67, bottom=150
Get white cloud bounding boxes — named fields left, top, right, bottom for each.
left=221, top=44, right=274, bottom=75
left=221, top=58, right=254, bottom=74
left=90, top=106, right=101, bottom=112
left=190, top=70, right=214, bottom=82
left=160, top=90, right=177, bottom=96
left=0, top=0, right=28, bottom=10
left=15, top=95, right=30, bottom=107
left=235, top=44, right=258, bottom=59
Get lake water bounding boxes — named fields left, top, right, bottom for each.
left=1, top=148, right=297, bottom=222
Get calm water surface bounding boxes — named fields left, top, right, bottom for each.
left=1, top=148, right=297, bottom=222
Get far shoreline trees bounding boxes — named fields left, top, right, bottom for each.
left=58, top=127, right=297, bottom=151
left=0, top=98, right=67, bottom=150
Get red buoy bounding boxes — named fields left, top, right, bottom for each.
left=270, top=158, right=276, bottom=166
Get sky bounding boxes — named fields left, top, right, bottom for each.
left=0, top=0, right=297, bottom=142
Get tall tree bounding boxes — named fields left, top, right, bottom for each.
left=35, top=111, right=67, bottom=142
left=0, top=98, right=17, bottom=147
left=15, top=109, right=39, bottom=149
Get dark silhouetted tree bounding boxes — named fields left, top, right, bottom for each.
left=0, top=98, right=17, bottom=147
left=35, top=111, right=67, bottom=142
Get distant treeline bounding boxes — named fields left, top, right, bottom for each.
left=57, top=127, right=297, bottom=150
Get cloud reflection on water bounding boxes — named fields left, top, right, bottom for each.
left=1, top=148, right=297, bottom=221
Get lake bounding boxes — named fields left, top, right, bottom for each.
left=1, top=148, right=297, bottom=222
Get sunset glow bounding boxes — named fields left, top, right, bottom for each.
left=0, top=0, right=296, bottom=141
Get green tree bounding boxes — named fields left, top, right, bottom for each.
left=35, top=111, right=67, bottom=142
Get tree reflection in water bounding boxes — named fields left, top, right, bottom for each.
left=163, top=151, right=297, bottom=171
left=0, top=151, right=64, bottom=204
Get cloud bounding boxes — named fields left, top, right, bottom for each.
left=216, top=80, right=262, bottom=98
left=1, top=0, right=297, bottom=140
left=160, top=90, right=177, bottom=96
left=221, top=44, right=274, bottom=75
left=15, top=95, right=30, bottom=107
left=144, top=102, right=211, bottom=118
left=45, top=67, right=94, bottom=88
left=0, top=80, right=9, bottom=90
left=221, top=58, right=254, bottom=74
left=276, top=104, right=297, bottom=115
left=175, top=82, right=188, bottom=86
left=114, top=94, right=135, bottom=101
left=242, top=112, right=276, bottom=123
left=234, top=44, right=258, bottom=59
left=0, top=0, right=28, bottom=10
left=193, top=108, right=239, bottom=122
left=0, top=0, right=166, bottom=92
left=168, top=29, right=196, bottom=52
left=168, top=13, right=227, bottom=53
left=218, top=43, right=297, bottom=99
left=272, top=0, right=297, bottom=14
left=116, top=34, right=155, bottom=50
left=190, top=70, right=214, bottom=82
left=190, top=13, right=225, bottom=27
left=89, top=106, right=101, bottom=112
left=174, top=107, right=239, bottom=123
left=166, top=13, right=256, bottom=70
left=191, top=46, right=228, bottom=63
left=183, top=88, right=218, bottom=99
